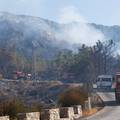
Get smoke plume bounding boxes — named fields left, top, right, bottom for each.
left=56, top=6, right=106, bottom=47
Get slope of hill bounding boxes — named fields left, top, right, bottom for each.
left=0, top=12, right=65, bottom=59
left=0, top=79, right=80, bottom=106
left=0, top=12, right=120, bottom=60
left=91, top=23, right=120, bottom=43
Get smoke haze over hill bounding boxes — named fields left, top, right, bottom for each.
left=56, top=6, right=106, bottom=46
left=0, top=12, right=119, bottom=55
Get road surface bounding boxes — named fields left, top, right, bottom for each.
left=83, top=90, right=120, bottom=120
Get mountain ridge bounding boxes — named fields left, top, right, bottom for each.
left=0, top=12, right=119, bottom=59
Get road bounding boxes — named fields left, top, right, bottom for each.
left=83, top=90, right=120, bottom=120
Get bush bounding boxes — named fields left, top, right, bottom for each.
left=58, top=87, right=88, bottom=107
left=0, top=98, right=26, bottom=119
left=0, top=98, right=42, bottom=119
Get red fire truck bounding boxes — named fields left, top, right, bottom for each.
left=115, top=72, right=120, bottom=103
left=12, top=71, right=32, bottom=80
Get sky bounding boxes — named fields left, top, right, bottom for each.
left=0, top=0, right=120, bottom=26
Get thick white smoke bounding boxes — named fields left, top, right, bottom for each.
left=56, top=6, right=106, bottom=46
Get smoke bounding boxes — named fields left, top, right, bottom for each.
left=58, top=6, right=87, bottom=24
left=56, top=6, right=106, bottom=47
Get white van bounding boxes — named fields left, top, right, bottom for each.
left=96, top=75, right=113, bottom=88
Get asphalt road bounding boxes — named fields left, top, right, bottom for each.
left=83, top=90, right=120, bottom=120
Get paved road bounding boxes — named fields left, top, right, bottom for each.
left=83, top=91, right=120, bottom=120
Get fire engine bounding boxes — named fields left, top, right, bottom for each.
left=115, top=72, right=120, bottom=103
left=12, top=71, right=32, bottom=80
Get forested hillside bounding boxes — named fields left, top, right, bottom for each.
left=0, top=12, right=120, bottom=82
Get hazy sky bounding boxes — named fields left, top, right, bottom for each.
left=0, top=0, right=120, bottom=25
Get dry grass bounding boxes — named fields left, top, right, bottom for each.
left=83, top=107, right=103, bottom=117
left=58, top=87, right=88, bottom=107
left=83, top=108, right=98, bottom=116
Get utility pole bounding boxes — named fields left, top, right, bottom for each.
left=32, top=47, right=36, bottom=80
left=84, top=78, right=92, bottom=111
left=87, top=82, right=92, bottom=111
left=32, top=41, right=38, bottom=80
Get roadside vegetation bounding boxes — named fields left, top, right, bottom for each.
left=0, top=98, right=42, bottom=120
left=58, top=87, right=104, bottom=116
left=58, top=87, right=88, bottom=107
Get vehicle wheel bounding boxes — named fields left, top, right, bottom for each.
left=115, top=93, right=120, bottom=103
left=116, top=99, right=120, bottom=104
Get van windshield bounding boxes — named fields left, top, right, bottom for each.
left=102, top=78, right=111, bottom=82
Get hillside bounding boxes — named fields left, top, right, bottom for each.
left=0, top=12, right=65, bottom=59
left=0, top=79, right=82, bottom=106
left=0, top=79, right=64, bottom=105
left=0, top=12, right=120, bottom=60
